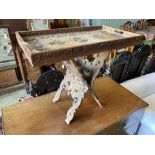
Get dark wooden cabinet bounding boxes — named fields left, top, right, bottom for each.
left=97, top=109, right=144, bottom=135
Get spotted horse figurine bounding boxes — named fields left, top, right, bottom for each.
left=53, top=51, right=110, bottom=124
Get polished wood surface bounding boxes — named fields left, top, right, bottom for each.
left=2, top=77, right=148, bottom=135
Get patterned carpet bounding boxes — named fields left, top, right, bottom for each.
left=0, top=116, right=3, bottom=135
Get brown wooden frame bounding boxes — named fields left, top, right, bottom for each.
left=0, top=24, right=16, bottom=58
left=26, top=19, right=51, bottom=31
left=0, top=25, right=20, bottom=87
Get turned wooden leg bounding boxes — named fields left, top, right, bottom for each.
left=16, top=45, right=27, bottom=82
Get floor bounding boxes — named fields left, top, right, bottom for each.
left=0, top=88, right=29, bottom=134
left=0, top=89, right=27, bottom=116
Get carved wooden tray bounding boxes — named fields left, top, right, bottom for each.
left=16, top=25, right=144, bottom=67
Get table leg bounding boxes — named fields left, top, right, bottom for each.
left=15, top=44, right=27, bottom=83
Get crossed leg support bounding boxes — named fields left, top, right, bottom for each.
left=53, top=62, right=88, bottom=124
left=53, top=52, right=110, bottom=124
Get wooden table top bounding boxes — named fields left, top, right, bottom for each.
left=2, top=77, right=148, bottom=135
